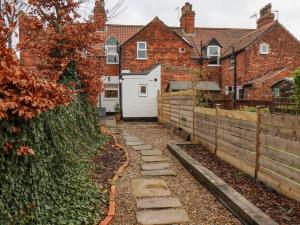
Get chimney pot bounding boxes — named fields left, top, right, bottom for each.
left=180, top=2, right=195, bottom=34
left=257, top=3, right=275, bottom=29
left=94, top=0, right=106, bottom=31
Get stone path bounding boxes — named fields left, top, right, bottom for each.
left=105, top=120, right=241, bottom=225
left=109, top=125, right=190, bottom=225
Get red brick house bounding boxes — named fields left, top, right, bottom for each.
left=20, top=1, right=300, bottom=116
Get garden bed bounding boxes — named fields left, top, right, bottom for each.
left=181, top=144, right=300, bottom=225
left=94, top=138, right=126, bottom=220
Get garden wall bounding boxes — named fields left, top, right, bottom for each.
left=158, top=90, right=300, bottom=202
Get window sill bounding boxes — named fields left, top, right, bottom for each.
left=136, top=58, right=148, bottom=60
left=106, top=63, right=119, bottom=65
left=207, top=64, right=221, bottom=67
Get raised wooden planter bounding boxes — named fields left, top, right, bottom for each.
left=167, top=143, right=278, bottom=225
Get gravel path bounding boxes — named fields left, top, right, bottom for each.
left=110, top=121, right=241, bottom=225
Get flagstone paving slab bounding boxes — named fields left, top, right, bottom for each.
left=141, top=163, right=171, bottom=171
left=141, top=169, right=177, bottom=176
left=140, top=150, right=162, bottom=156
left=124, top=136, right=141, bottom=142
left=136, top=197, right=182, bottom=209
left=136, top=209, right=190, bottom=225
left=132, top=179, right=171, bottom=197
left=126, top=141, right=144, bottom=146
left=141, top=156, right=170, bottom=162
left=133, top=144, right=154, bottom=151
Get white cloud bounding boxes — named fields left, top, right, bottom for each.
left=82, top=0, right=300, bottom=40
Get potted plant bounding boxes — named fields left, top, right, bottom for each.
left=114, top=103, right=122, bottom=123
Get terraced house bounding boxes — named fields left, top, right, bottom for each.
left=21, top=1, right=300, bottom=118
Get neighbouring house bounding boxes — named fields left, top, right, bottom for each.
left=20, top=1, right=300, bottom=118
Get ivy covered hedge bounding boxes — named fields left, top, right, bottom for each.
left=0, top=94, right=108, bottom=225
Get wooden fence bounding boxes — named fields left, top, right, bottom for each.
left=158, top=90, right=300, bottom=202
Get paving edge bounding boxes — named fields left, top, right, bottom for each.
left=99, top=127, right=130, bottom=225
left=167, top=143, right=278, bottom=225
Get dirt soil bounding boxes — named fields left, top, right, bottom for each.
left=94, top=138, right=126, bottom=218
left=183, top=144, right=300, bottom=225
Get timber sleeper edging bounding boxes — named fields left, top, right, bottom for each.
left=99, top=128, right=130, bottom=225
left=167, top=143, right=278, bottom=225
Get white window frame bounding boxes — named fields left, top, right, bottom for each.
left=105, top=45, right=119, bottom=64
left=260, top=43, right=269, bottom=55
left=237, top=86, right=244, bottom=100
left=207, top=45, right=221, bottom=66
left=137, top=42, right=147, bottom=60
left=138, top=84, right=148, bottom=97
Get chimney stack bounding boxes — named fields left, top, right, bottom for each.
left=94, top=0, right=106, bottom=31
left=180, top=2, right=195, bottom=34
left=257, top=3, right=275, bottom=29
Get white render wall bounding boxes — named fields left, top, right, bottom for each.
left=100, top=76, right=120, bottom=113
left=122, top=65, right=161, bottom=118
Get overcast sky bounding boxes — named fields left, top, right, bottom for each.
left=81, top=0, right=300, bottom=40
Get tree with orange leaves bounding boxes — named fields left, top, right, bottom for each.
left=0, top=10, right=73, bottom=155
left=25, top=0, right=103, bottom=105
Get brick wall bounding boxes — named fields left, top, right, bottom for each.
left=120, top=18, right=199, bottom=90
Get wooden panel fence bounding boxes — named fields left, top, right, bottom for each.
left=158, top=90, right=300, bottom=202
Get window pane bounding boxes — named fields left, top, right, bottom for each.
left=107, top=46, right=117, bottom=53
left=208, top=56, right=219, bottom=65
left=139, top=85, right=148, bottom=96
left=105, top=90, right=118, bottom=98
left=138, top=42, right=146, bottom=49
left=141, top=86, right=146, bottom=94
left=138, top=50, right=147, bottom=59
left=107, top=54, right=119, bottom=63
left=261, top=43, right=269, bottom=54
left=208, top=46, right=219, bottom=56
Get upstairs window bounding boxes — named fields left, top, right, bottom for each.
left=260, top=43, right=269, bottom=55
left=207, top=45, right=220, bottom=65
left=105, top=37, right=119, bottom=64
left=137, top=42, right=147, bottom=60
left=105, top=45, right=119, bottom=64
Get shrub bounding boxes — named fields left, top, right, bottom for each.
left=0, top=95, right=108, bottom=225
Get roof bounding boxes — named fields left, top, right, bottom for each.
left=222, top=21, right=277, bottom=58
left=271, top=77, right=295, bottom=87
left=97, top=20, right=255, bottom=58
left=167, top=81, right=221, bottom=92
left=173, top=27, right=254, bottom=57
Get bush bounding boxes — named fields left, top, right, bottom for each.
left=0, top=94, right=108, bottom=225
left=292, top=67, right=300, bottom=107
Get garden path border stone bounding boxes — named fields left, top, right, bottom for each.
left=167, top=143, right=278, bottom=225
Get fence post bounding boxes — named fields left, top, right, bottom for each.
left=168, top=92, right=171, bottom=123
left=215, top=104, right=221, bottom=155
left=192, top=89, right=196, bottom=143
left=179, top=91, right=181, bottom=129
left=255, top=106, right=263, bottom=179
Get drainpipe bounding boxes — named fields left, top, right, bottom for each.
left=118, top=45, right=123, bottom=117
left=233, top=47, right=237, bottom=109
